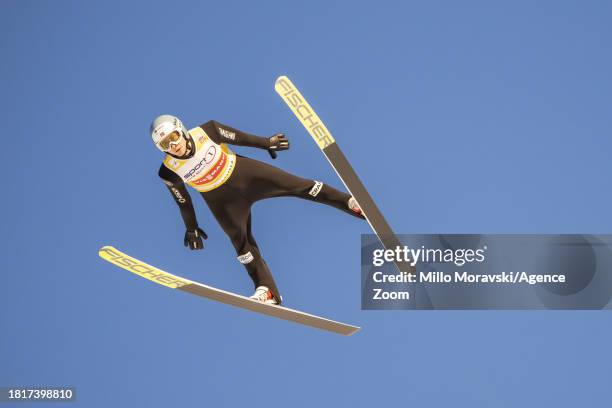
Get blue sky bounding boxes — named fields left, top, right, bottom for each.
left=1, top=1, right=611, bottom=407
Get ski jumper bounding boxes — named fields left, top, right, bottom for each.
left=158, top=120, right=364, bottom=302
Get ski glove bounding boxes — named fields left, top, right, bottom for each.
left=184, top=227, right=208, bottom=250
left=267, top=133, right=289, bottom=159
left=269, top=133, right=290, bottom=151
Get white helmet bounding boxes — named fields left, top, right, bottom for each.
left=150, top=114, right=189, bottom=151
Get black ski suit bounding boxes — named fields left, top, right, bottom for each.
left=158, top=120, right=364, bottom=302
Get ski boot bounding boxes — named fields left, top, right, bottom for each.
left=250, top=286, right=280, bottom=305
left=348, top=196, right=363, bottom=216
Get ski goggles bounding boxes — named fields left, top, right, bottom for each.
left=157, top=130, right=182, bottom=151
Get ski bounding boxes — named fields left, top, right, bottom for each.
left=274, top=76, right=415, bottom=276
left=99, top=246, right=360, bottom=336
